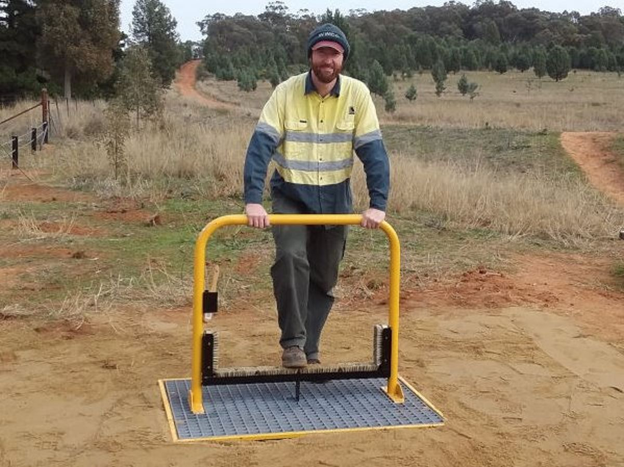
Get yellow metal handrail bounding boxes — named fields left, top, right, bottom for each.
left=189, top=214, right=403, bottom=414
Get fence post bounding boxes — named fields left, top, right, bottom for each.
left=41, top=88, right=49, bottom=124
left=31, top=128, right=37, bottom=151
left=11, top=136, right=18, bottom=169
left=43, top=122, right=49, bottom=144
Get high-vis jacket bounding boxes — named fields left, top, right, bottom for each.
left=243, top=72, right=390, bottom=214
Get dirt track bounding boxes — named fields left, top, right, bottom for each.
left=176, top=60, right=235, bottom=110
left=0, top=70, right=623, bottom=466
left=561, top=132, right=624, bottom=205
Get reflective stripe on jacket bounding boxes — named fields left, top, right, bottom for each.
left=244, top=72, right=389, bottom=214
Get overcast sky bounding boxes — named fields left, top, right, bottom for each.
left=119, top=0, right=621, bottom=41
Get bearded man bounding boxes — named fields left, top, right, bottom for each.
left=242, top=23, right=390, bottom=368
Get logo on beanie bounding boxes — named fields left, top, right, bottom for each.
left=317, top=31, right=340, bottom=39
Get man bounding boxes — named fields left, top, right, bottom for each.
left=243, top=23, right=390, bottom=369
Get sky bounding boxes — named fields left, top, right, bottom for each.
left=119, top=0, right=622, bottom=42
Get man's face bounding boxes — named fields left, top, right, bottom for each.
left=310, top=46, right=344, bottom=84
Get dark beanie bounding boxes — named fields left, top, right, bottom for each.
left=307, top=23, right=350, bottom=61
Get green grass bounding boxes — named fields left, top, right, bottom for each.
left=3, top=122, right=620, bottom=317
left=382, top=126, right=581, bottom=179
left=612, top=135, right=624, bottom=171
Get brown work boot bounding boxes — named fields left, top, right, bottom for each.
left=282, top=346, right=307, bottom=369
left=307, top=358, right=321, bottom=365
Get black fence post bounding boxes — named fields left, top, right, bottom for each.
left=43, top=121, right=49, bottom=144
left=11, top=136, right=18, bottom=169
left=31, top=128, right=37, bottom=152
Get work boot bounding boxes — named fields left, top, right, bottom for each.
left=282, top=346, right=307, bottom=369
left=307, top=358, right=321, bottom=365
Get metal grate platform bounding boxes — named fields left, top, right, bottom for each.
left=160, top=377, right=444, bottom=442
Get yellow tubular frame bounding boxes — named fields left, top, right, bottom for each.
left=189, top=214, right=404, bottom=414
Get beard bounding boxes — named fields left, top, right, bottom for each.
left=311, top=60, right=343, bottom=84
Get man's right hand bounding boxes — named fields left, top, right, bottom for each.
left=245, top=203, right=270, bottom=228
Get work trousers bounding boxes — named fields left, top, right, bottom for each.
left=271, top=194, right=348, bottom=360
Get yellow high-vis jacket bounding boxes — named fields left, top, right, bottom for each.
left=244, top=72, right=390, bottom=214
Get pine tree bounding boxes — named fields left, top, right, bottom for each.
left=383, top=88, right=396, bottom=113
left=0, top=0, right=39, bottom=96
left=38, top=0, right=120, bottom=99
left=546, top=46, right=571, bottom=81
left=115, top=45, right=163, bottom=127
left=131, top=0, right=180, bottom=86
left=462, top=49, right=478, bottom=71
left=494, top=53, right=508, bottom=74
left=414, top=38, right=433, bottom=70
left=514, top=51, right=531, bottom=72
left=405, top=83, right=417, bottom=102
left=457, top=74, right=469, bottom=95
left=467, top=82, right=479, bottom=100
left=237, top=69, right=257, bottom=92
left=448, top=48, right=462, bottom=74
left=368, top=60, right=389, bottom=97
left=533, top=48, right=547, bottom=78
left=268, top=66, right=281, bottom=88
left=593, top=49, right=608, bottom=72
left=431, top=59, right=447, bottom=97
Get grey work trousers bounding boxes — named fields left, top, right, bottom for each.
left=271, top=194, right=348, bottom=360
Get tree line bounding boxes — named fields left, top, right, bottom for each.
left=2, top=0, right=623, bottom=103
left=0, top=0, right=197, bottom=100
left=200, top=1, right=624, bottom=90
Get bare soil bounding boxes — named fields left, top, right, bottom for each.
left=176, top=60, right=236, bottom=110
left=560, top=132, right=624, bottom=205
left=0, top=71, right=623, bottom=467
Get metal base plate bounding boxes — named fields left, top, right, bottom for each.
left=160, top=377, right=444, bottom=442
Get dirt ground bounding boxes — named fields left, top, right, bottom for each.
left=1, top=70, right=624, bottom=467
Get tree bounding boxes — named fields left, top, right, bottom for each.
left=367, top=60, right=389, bottom=97
left=414, top=37, right=433, bottom=70
left=0, top=0, right=40, bottom=96
left=104, top=99, right=130, bottom=180
left=268, top=66, right=281, bottom=88
left=237, top=69, right=257, bottom=92
left=37, top=0, right=120, bottom=99
left=115, top=45, right=162, bottom=127
left=533, top=48, right=547, bottom=78
left=457, top=74, right=469, bottom=95
left=431, top=59, right=447, bottom=97
left=467, top=82, right=479, bottom=100
left=593, top=48, right=608, bottom=72
left=405, top=83, right=417, bottom=101
left=131, top=0, right=180, bottom=86
left=383, top=88, right=396, bottom=113
left=462, top=48, right=479, bottom=71
left=448, top=47, right=461, bottom=74
left=494, top=52, right=508, bottom=74
left=546, top=45, right=571, bottom=81
left=514, top=51, right=531, bottom=72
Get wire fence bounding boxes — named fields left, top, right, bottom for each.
left=0, top=90, right=51, bottom=170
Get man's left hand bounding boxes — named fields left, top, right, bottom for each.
left=361, top=208, right=386, bottom=229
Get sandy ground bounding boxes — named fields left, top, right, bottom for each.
left=1, top=68, right=624, bottom=466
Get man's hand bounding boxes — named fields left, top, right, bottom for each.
left=245, top=203, right=270, bottom=228
left=361, top=208, right=385, bottom=229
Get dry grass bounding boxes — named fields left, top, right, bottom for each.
left=16, top=211, right=77, bottom=239
left=43, top=94, right=253, bottom=200
left=351, top=155, right=621, bottom=244
left=0, top=98, right=107, bottom=141
left=14, top=72, right=624, bottom=245
left=385, top=70, right=624, bottom=131
left=198, top=70, right=624, bottom=132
